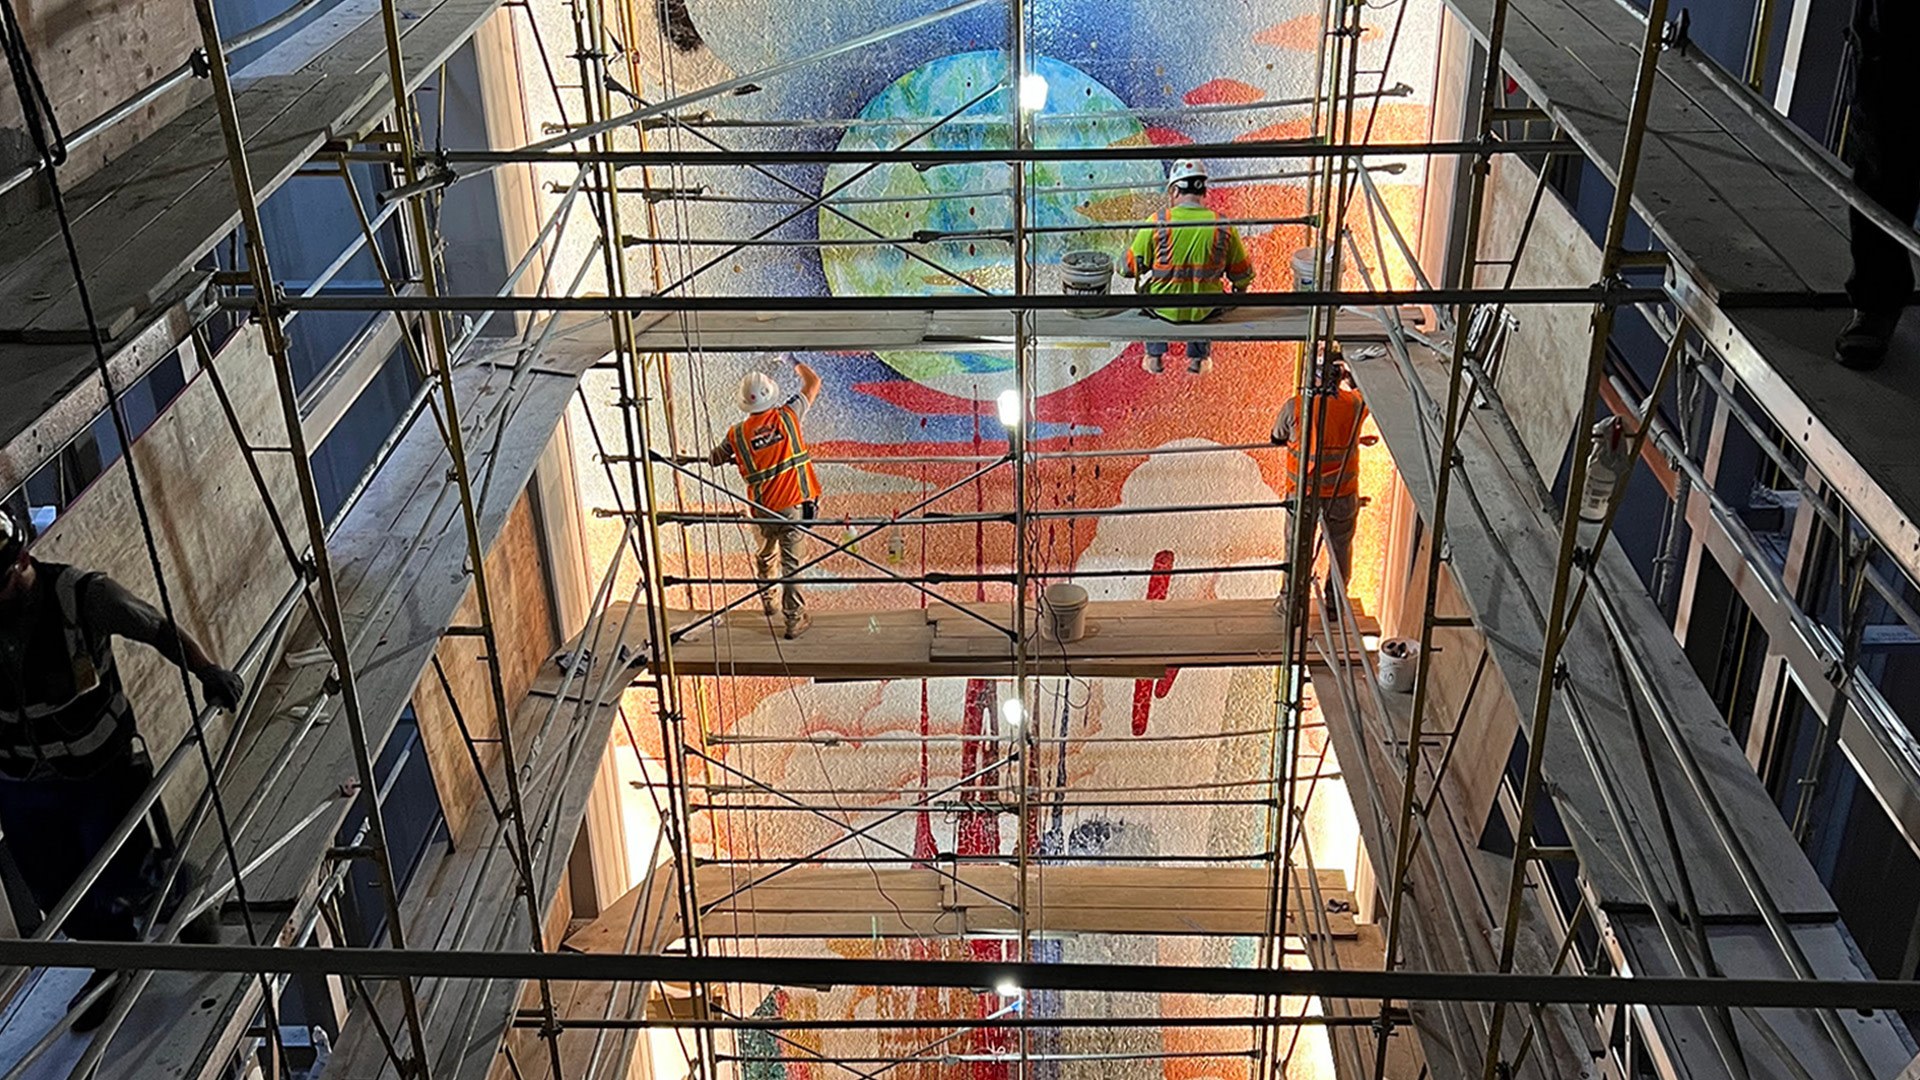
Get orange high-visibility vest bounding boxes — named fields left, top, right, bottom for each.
left=726, top=403, right=819, bottom=513
left=1280, top=387, right=1367, bottom=499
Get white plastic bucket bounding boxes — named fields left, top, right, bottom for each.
left=1042, top=583, right=1090, bottom=642
left=1291, top=247, right=1319, bottom=291
left=1062, top=251, right=1117, bottom=319
left=1376, top=637, right=1420, bottom=694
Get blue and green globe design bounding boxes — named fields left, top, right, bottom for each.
left=820, top=51, right=1164, bottom=399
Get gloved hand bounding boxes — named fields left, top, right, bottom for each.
left=196, top=665, right=245, bottom=711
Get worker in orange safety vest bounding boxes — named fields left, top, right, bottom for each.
left=1124, top=158, right=1255, bottom=375
left=707, top=356, right=823, bottom=638
left=1271, top=346, right=1371, bottom=604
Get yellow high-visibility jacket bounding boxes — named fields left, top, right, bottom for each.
left=1125, top=205, right=1255, bottom=322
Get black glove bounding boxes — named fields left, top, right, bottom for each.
left=196, top=666, right=245, bottom=711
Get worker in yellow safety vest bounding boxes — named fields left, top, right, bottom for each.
left=707, top=356, right=823, bottom=638
left=1124, top=159, right=1255, bottom=375
left=1271, top=347, right=1371, bottom=603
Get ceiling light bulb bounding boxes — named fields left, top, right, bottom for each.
left=1000, top=698, right=1024, bottom=726
left=996, top=388, right=1021, bottom=428
left=1018, top=73, right=1049, bottom=112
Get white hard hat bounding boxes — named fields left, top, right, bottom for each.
left=738, top=371, right=780, bottom=414
left=1167, top=159, right=1207, bottom=187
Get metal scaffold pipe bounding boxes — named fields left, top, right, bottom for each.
left=0, top=940, right=1918, bottom=1012
left=374, top=0, right=569, bottom=1072
left=231, top=283, right=1666, bottom=314
left=340, top=135, right=1578, bottom=170
left=187, top=0, right=436, bottom=1074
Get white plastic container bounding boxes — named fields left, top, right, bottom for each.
left=1062, top=250, right=1117, bottom=319
left=1375, top=637, right=1420, bottom=694
left=1581, top=416, right=1632, bottom=523
left=1291, top=247, right=1319, bottom=291
left=1041, top=583, right=1090, bottom=642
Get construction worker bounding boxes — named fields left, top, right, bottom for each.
left=0, top=508, right=242, bottom=1030
left=1125, top=159, right=1255, bottom=374
left=1271, top=349, right=1369, bottom=602
left=708, top=356, right=823, bottom=639
left=1833, top=0, right=1918, bottom=369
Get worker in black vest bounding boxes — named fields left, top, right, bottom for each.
left=1834, top=0, right=1920, bottom=369
left=0, top=508, right=243, bottom=1030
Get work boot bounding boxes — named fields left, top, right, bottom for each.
left=783, top=609, right=812, bottom=640
left=1834, top=309, right=1900, bottom=370
left=759, top=595, right=777, bottom=620
left=69, top=969, right=120, bottom=1033
left=1187, top=354, right=1212, bottom=375
left=1141, top=352, right=1164, bottom=374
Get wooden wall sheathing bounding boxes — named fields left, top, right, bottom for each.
left=410, top=493, right=558, bottom=840
left=80, top=350, right=584, bottom=1080
left=31, top=323, right=300, bottom=822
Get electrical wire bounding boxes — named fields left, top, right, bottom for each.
left=0, top=0, right=288, bottom=1068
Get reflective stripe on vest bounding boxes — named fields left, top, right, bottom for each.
left=1146, top=210, right=1230, bottom=283
left=0, top=567, right=130, bottom=764
left=728, top=405, right=818, bottom=512
left=1281, top=390, right=1367, bottom=499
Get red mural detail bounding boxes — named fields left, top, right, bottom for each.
left=1183, top=77, right=1265, bottom=106
left=914, top=680, right=936, bottom=862
left=1252, top=13, right=1323, bottom=49
left=957, top=679, right=1000, bottom=856
left=1130, top=550, right=1180, bottom=736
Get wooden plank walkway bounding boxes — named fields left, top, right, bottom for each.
left=0, top=0, right=505, bottom=550
left=323, top=607, right=640, bottom=1080
left=569, top=866, right=1358, bottom=946
left=558, top=598, right=1377, bottom=681
left=1343, top=341, right=1917, bottom=1076
left=1446, top=0, right=1920, bottom=598
left=620, top=306, right=1409, bottom=353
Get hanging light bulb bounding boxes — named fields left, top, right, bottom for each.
left=996, top=388, right=1021, bottom=428
left=1018, top=73, right=1049, bottom=112
left=995, top=978, right=1023, bottom=998
left=1000, top=697, right=1024, bottom=726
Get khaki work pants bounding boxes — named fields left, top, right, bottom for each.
left=753, top=506, right=807, bottom=619
left=1284, top=492, right=1361, bottom=594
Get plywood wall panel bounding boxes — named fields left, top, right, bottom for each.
left=32, top=325, right=301, bottom=821
left=0, top=0, right=203, bottom=225
left=1478, top=153, right=1605, bottom=479
left=410, top=493, right=557, bottom=839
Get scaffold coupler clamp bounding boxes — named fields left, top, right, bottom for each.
left=189, top=48, right=210, bottom=79
left=1598, top=272, right=1634, bottom=308
left=1552, top=657, right=1571, bottom=689
left=249, top=282, right=287, bottom=327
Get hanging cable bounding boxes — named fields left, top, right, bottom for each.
left=0, top=0, right=288, bottom=1065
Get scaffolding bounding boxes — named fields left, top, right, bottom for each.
left=0, top=0, right=1918, bottom=1079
